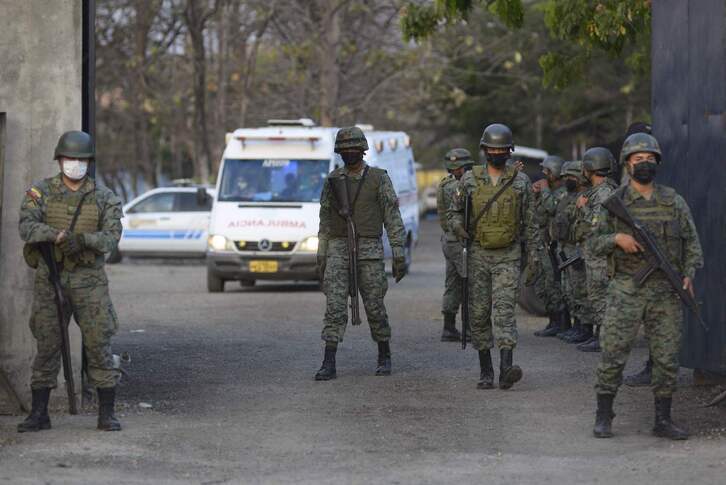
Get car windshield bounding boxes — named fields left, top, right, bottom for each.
left=218, top=159, right=330, bottom=203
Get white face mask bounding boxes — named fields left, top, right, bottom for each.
left=61, top=159, right=89, bottom=180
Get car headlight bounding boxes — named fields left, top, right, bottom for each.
left=208, top=235, right=231, bottom=251
left=299, top=236, right=319, bottom=252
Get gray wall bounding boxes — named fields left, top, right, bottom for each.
left=0, top=1, right=83, bottom=411
left=652, top=0, right=726, bottom=372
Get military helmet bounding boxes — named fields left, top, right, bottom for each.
left=620, top=132, right=661, bottom=164
left=479, top=123, right=514, bottom=149
left=54, top=130, right=95, bottom=160
left=582, top=147, right=615, bottom=175
left=540, top=155, right=565, bottom=177
left=334, top=126, right=369, bottom=153
left=562, top=160, right=586, bottom=182
left=444, top=148, right=473, bottom=170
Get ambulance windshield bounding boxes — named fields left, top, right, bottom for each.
left=218, top=159, right=330, bottom=203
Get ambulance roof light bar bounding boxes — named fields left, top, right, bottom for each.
left=236, top=134, right=321, bottom=150
left=266, top=118, right=316, bottom=127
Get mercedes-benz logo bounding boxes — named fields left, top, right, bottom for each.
left=258, top=239, right=272, bottom=251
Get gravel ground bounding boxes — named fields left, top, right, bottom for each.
left=1, top=220, right=724, bottom=484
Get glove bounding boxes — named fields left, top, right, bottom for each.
left=453, top=225, right=469, bottom=241
left=58, top=232, right=85, bottom=257
left=392, top=246, right=407, bottom=283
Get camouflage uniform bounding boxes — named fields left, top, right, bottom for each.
left=531, top=185, right=567, bottom=314
left=592, top=184, right=703, bottom=398
left=318, top=164, right=405, bottom=343
left=448, top=165, right=538, bottom=351
left=552, top=190, right=590, bottom=327
left=19, top=174, right=123, bottom=390
left=575, top=179, right=617, bottom=328
left=437, top=174, right=463, bottom=315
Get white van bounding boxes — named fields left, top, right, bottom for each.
left=206, top=119, right=419, bottom=292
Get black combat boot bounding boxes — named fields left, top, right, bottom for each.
left=441, top=313, right=462, bottom=342
left=559, top=317, right=581, bottom=341
left=577, top=326, right=601, bottom=352
left=315, top=344, right=337, bottom=381
left=567, top=324, right=593, bottom=344
left=535, top=311, right=562, bottom=337
left=97, top=387, right=122, bottom=431
left=375, top=341, right=392, bottom=376
left=624, top=358, right=652, bottom=387
left=653, top=397, right=689, bottom=440
left=477, top=350, right=495, bottom=389
left=593, top=393, right=615, bottom=438
left=17, top=388, right=52, bottom=433
left=498, top=348, right=523, bottom=390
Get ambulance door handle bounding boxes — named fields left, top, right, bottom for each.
left=159, top=217, right=171, bottom=221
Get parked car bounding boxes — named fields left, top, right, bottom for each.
left=109, top=186, right=216, bottom=262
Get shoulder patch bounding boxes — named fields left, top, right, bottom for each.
left=26, top=187, right=42, bottom=201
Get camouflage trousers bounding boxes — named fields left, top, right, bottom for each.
left=531, top=244, right=565, bottom=314
left=596, top=276, right=682, bottom=398
left=584, top=248, right=609, bottom=327
left=29, top=266, right=120, bottom=390
left=467, top=244, right=519, bottom=351
left=321, top=253, right=391, bottom=343
left=441, top=237, right=463, bottom=315
left=561, top=245, right=590, bottom=325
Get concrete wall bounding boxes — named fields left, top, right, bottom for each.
left=0, top=1, right=82, bottom=412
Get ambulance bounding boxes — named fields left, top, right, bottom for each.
left=205, top=119, right=419, bottom=292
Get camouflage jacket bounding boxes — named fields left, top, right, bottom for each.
left=447, top=166, right=539, bottom=260
left=19, top=174, right=123, bottom=269
left=318, top=163, right=405, bottom=260
left=534, top=184, right=567, bottom=242
left=436, top=174, right=459, bottom=242
left=574, top=178, right=617, bottom=246
left=591, top=183, right=703, bottom=280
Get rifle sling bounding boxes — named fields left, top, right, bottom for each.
left=348, top=165, right=369, bottom=217
left=469, top=173, right=518, bottom=234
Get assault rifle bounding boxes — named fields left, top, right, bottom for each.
left=602, top=193, right=708, bottom=332
left=558, top=247, right=583, bottom=271
left=330, top=171, right=368, bottom=327
left=37, top=243, right=78, bottom=414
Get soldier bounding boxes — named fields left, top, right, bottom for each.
left=573, top=148, right=618, bottom=352
left=553, top=161, right=592, bottom=344
left=530, top=155, right=569, bottom=337
left=17, top=131, right=123, bottom=432
left=448, top=123, right=538, bottom=390
left=437, top=148, right=474, bottom=341
left=591, top=133, right=703, bottom=440
left=315, top=127, right=407, bottom=380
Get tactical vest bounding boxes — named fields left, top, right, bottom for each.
left=611, top=185, right=683, bottom=277
left=470, top=166, right=519, bottom=249
left=328, top=168, right=384, bottom=238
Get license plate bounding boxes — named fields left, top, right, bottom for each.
left=249, top=260, right=278, bottom=273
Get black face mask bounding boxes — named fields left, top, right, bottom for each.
left=340, top=151, right=363, bottom=166
left=565, top=179, right=578, bottom=192
left=631, top=161, right=657, bottom=184
left=486, top=153, right=509, bottom=168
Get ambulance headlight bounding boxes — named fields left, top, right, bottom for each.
left=208, top=234, right=230, bottom=251
left=299, top=236, right=319, bottom=252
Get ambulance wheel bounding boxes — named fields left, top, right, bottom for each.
left=239, top=279, right=256, bottom=288
left=207, top=272, right=225, bottom=293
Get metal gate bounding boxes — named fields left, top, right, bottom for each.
left=652, top=0, right=726, bottom=372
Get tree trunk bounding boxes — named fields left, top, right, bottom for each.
left=184, top=0, right=218, bottom=184
left=317, top=0, right=342, bottom=126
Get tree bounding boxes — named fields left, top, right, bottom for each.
left=400, top=0, right=651, bottom=89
